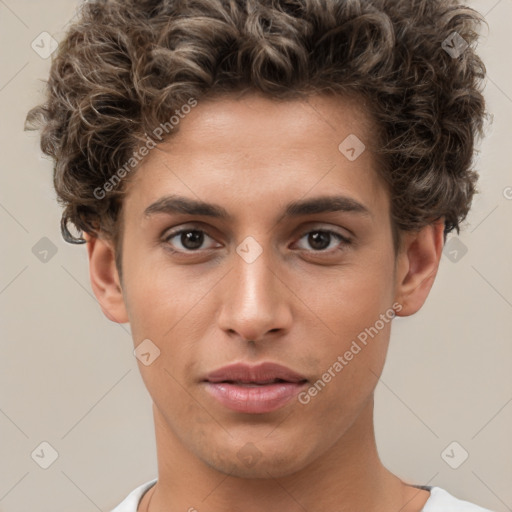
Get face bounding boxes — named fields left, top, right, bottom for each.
left=87, top=92, right=442, bottom=479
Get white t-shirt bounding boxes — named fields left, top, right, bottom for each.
left=110, top=479, right=495, bottom=512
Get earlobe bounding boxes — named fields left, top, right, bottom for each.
left=84, top=232, right=129, bottom=324
left=394, top=219, right=445, bottom=317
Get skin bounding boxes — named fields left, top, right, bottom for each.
left=85, top=92, right=444, bottom=512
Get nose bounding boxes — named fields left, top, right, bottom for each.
left=216, top=242, right=293, bottom=343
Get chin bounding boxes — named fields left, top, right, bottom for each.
left=201, top=441, right=311, bottom=479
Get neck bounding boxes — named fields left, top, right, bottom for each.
left=140, top=396, right=426, bottom=512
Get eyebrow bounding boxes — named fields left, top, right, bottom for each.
left=143, top=194, right=372, bottom=221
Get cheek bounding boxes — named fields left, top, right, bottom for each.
left=123, top=258, right=216, bottom=393
left=298, top=248, right=396, bottom=395
left=123, top=251, right=206, bottom=341
left=296, top=318, right=392, bottom=439
left=305, top=251, right=395, bottom=342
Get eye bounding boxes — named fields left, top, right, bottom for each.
left=163, top=228, right=219, bottom=253
left=294, top=229, right=352, bottom=253
left=161, top=225, right=352, bottom=255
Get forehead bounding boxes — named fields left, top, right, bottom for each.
left=162, top=92, right=378, bottom=156
left=124, top=92, right=388, bottom=218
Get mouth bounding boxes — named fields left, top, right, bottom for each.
left=211, top=378, right=305, bottom=386
left=203, top=361, right=308, bottom=384
left=202, top=362, right=308, bottom=413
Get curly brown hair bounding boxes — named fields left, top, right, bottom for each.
left=25, top=0, right=487, bottom=277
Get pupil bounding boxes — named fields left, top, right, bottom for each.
left=309, top=231, right=330, bottom=250
left=182, top=230, right=203, bottom=250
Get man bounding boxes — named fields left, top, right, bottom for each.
left=26, top=0, right=492, bottom=510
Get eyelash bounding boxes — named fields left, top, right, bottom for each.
left=162, top=225, right=352, bottom=255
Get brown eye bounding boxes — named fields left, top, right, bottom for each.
left=295, top=230, right=352, bottom=253
left=164, top=229, right=217, bottom=252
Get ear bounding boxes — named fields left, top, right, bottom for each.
left=393, top=219, right=445, bottom=317
left=84, top=232, right=129, bottom=324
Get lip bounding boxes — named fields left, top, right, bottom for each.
left=204, top=362, right=308, bottom=384
left=202, top=362, right=308, bottom=414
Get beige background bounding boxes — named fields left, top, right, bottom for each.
left=1, top=0, right=511, bottom=511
